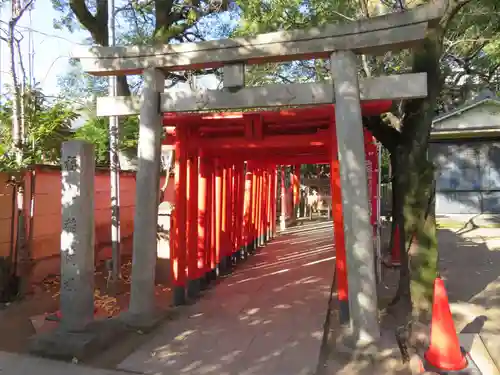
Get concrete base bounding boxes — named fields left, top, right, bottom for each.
left=217, top=256, right=232, bottom=276
left=119, top=309, right=166, bottom=333
left=224, top=255, right=233, bottom=273
left=199, top=275, right=209, bottom=290
left=334, top=325, right=379, bottom=362
left=207, top=269, right=217, bottom=282
left=216, top=262, right=225, bottom=276
left=335, top=337, right=378, bottom=362
left=29, top=318, right=127, bottom=360
left=30, top=329, right=98, bottom=360
left=172, top=285, right=186, bottom=306
left=339, top=299, right=350, bottom=325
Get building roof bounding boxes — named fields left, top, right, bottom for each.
left=433, top=90, right=500, bottom=124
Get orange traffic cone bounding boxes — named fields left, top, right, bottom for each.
left=424, top=277, right=467, bottom=371
left=390, top=225, right=401, bottom=266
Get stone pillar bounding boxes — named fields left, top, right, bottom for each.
left=60, top=140, right=95, bottom=332
left=128, top=68, right=165, bottom=321
left=330, top=51, right=380, bottom=348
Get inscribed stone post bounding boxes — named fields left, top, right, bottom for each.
left=330, top=51, right=380, bottom=346
left=128, top=68, right=165, bottom=318
left=60, top=140, right=95, bottom=332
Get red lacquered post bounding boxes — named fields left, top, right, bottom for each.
left=172, top=126, right=188, bottom=306
left=243, top=164, right=253, bottom=256
left=330, top=121, right=349, bottom=325
left=186, top=151, right=199, bottom=299
left=198, top=155, right=209, bottom=289
left=215, top=159, right=223, bottom=276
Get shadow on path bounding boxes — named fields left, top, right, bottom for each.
left=117, top=221, right=336, bottom=375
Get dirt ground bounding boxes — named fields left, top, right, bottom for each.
left=0, top=257, right=172, bottom=358
left=439, top=227, right=500, bottom=369
left=376, top=224, right=500, bottom=372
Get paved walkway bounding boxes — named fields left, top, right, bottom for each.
left=118, top=221, right=335, bottom=375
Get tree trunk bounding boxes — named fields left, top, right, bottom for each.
left=389, top=146, right=412, bottom=323
left=395, top=27, right=443, bottom=321
left=117, top=76, right=131, bottom=97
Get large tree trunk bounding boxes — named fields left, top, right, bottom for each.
left=393, top=27, right=444, bottom=322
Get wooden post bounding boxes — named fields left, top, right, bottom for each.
left=271, top=167, right=278, bottom=238
left=199, top=157, right=211, bottom=286
left=251, top=167, right=258, bottom=251
left=209, top=161, right=217, bottom=280
left=221, top=163, right=231, bottom=273
left=294, top=164, right=301, bottom=219
left=243, top=165, right=253, bottom=256
left=330, top=124, right=349, bottom=325
left=215, top=159, right=223, bottom=276
left=260, top=168, right=264, bottom=244
left=230, top=164, right=237, bottom=262
left=331, top=50, right=380, bottom=347
left=280, top=166, right=287, bottom=231
left=234, top=163, right=245, bottom=261
left=264, top=169, right=270, bottom=242
left=187, top=151, right=199, bottom=299
left=264, top=169, right=270, bottom=243
left=256, top=168, right=263, bottom=247
left=172, top=124, right=188, bottom=306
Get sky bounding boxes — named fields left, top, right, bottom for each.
left=0, top=0, right=225, bottom=99
left=0, top=0, right=88, bottom=97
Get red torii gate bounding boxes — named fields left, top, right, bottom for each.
left=162, top=100, right=390, bottom=322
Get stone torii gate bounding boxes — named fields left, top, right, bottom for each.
left=72, top=3, right=443, bottom=350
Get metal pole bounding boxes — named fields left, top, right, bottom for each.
left=108, top=0, right=121, bottom=281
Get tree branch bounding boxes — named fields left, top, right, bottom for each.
left=363, top=115, right=401, bottom=153
left=11, top=0, right=35, bottom=24
left=69, top=0, right=108, bottom=45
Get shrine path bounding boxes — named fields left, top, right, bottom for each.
left=117, top=220, right=336, bottom=375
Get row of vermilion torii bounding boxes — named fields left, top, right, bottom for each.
left=166, top=124, right=381, bottom=315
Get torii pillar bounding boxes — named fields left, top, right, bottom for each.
left=125, top=68, right=165, bottom=326
left=330, top=51, right=380, bottom=349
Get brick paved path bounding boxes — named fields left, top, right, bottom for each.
left=118, top=221, right=335, bottom=375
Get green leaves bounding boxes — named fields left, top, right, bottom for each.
left=0, top=90, right=79, bottom=171
left=73, top=116, right=109, bottom=165
left=73, top=115, right=139, bottom=166
left=440, top=0, right=500, bottom=107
